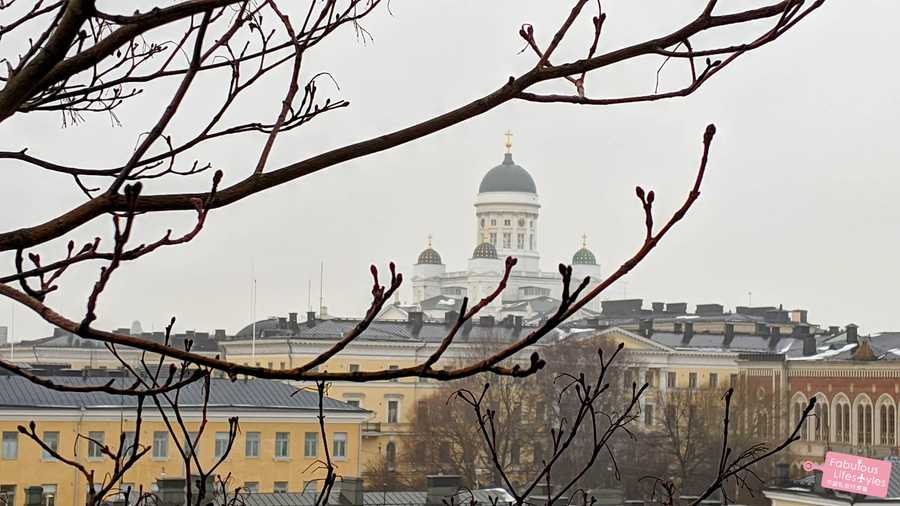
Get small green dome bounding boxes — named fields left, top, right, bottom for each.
left=417, top=248, right=442, bottom=265
left=573, top=247, right=597, bottom=265
left=472, top=242, right=498, bottom=259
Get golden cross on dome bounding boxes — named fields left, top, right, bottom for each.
left=582, top=234, right=588, bottom=248
left=504, top=130, right=513, bottom=153
left=427, top=234, right=432, bottom=248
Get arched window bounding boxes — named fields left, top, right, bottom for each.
left=857, top=402, right=873, bottom=446
left=877, top=399, right=896, bottom=446
left=792, top=395, right=809, bottom=440
left=386, top=442, right=396, bottom=471
left=834, top=397, right=851, bottom=443
left=814, top=397, right=830, bottom=442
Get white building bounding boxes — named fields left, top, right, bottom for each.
left=409, top=136, right=602, bottom=320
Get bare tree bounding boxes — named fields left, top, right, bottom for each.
left=0, top=0, right=826, bottom=503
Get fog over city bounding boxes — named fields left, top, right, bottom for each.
left=0, top=0, right=896, bottom=340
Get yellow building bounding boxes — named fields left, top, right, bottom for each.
left=0, top=375, right=368, bottom=506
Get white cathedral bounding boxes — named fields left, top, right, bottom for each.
left=402, top=134, right=603, bottom=323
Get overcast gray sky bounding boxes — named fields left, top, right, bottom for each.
left=1, top=0, right=897, bottom=341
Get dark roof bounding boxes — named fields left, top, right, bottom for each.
left=418, top=295, right=464, bottom=312
left=472, top=241, right=498, bottom=259
left=416, top=248, right=442, bottom=265
left=23, top=328, right=219, bottom=352
left=478, top=153, right=537, bottom=194
left=244, top=489, right=514, bottom=506
left=235, top=317, right=545, bottom=344
left=0, top=375, right=364, bottom=412
left=648, top=331, right=806, bottom=355
left=572, top=247, right=597, bottom=265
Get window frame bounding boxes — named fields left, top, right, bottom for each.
left=303, top=432, right=317, bottom=458
left=152, top=431, right=168, bottom=460
left=245, top=432, right=260, bottom=458
left=41, top=432, right=59, bottom=461
left=274, top=432, right=290, bottom=459
left=1, top=432, right=17, bottom=460
left=87, top=431, right=104, bottom=460
left=333, top=432, right=347, bottom=460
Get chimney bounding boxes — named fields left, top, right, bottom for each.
left=651, top=302, right=665, bottom=313
left=724, top=323, right=735, bottom=347
left=426, top=475, right=462, bottom=506
left=638, top=319, right=653, bottom=338
left=846, top=324, right=859, bottom=344
left=803, top=336, right=817, bottom=357
left=444, top=311, right=459, bottom=327
left=408, top=311, right=424, bottom=335
left=673, top=322, right=683, bottom=334
left=681, top=322, right=694, bottom=344
left=829, top=325, right=840, bottom=336
left=513, top=315, right=523, bottom=332
left=214, top=329, right=226, bottom=339
left=756, top=323, right=770, bottom=336
left=277, top=317, right=288, bottom=329
left=339, top=477, right=364, bottom=506
left=480, top=316, right=495, bottom=327
left=789, top=309, right=808, bottom=324
left=501, top=315, right=515, bottom=328
left=768, top=326, right=782, bottom=350
left=306, top=311, right=317, bottom=328
left=288, top=312, right=299, bottom=332
left=0, top=326, right=7, bottom=345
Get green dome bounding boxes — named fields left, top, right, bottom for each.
left=417, top=248, right=442, bottom=265
left=573, top=247, right=597, bottom=265
left=472, top=242, right=498, bottom=259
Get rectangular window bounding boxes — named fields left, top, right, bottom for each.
left=349, top=364, right=360, bottom=373
left=517, top=233, right=524, bottom=249
left=667, top=371, right=677, bottom=388
left=644, top=404, right=655, bottom=426
left=688, top=372, right=698, bottom=389
left=304, top=432, right=317, bottom=458
left=504, top=219, right=511, bottom=226
left=730, top=373, right=738, bottom=387
left=490, top=219, right=496, bottom=226
left=489, top=232, right=497, bottom=246
left=41, top=485, right=56, bottom=506
left=42, top=432, right=59, bottom=461
left=0, top=485, right=15, bottom=506
left=245, top=432, right=260, bottom=458
left=274, top=432, right=290, bottom=458
left=267, top=361, right=273, bottom=369
left=387, top=400, right=399, bottom=423
left=1, top=432, right=17, bottom=460
left=87, top=431, right=104, bottom=459
left=243, top=483, right=258, bottom=494
left=345, top=399, right=360, bottom=408
left=502, top=232, right=511, bottom=248
left=333, top=433, right=347, bottom=459
left=122, top=432, right=136, bottom=460
left=273, top=482, right=288, bottom=494
left=279, top=361, right=285, bottom=369
left=214, top=432, right=230, bottom=459
left=388, top=365, right=399, bottom=371
left=153, top=431, right=168, bottom=459
left=709, top=373, right=718, bottom=388
left=184, top=432, right=199, bottom=459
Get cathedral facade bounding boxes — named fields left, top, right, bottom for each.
left=411, top=137, right=602, bottom=320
